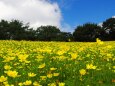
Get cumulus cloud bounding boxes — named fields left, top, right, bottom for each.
left=0, top=0, right=62, bottom=28
left=61, top=23, right=74, bottom=32
left=112, top=16, right=115, bottom=18
left=98, top=22, right=103, bottom=27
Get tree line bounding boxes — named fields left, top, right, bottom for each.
left=0, top=17, right=115, bottom=42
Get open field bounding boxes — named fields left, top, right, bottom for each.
left=0, top=40, right=115, bottom=86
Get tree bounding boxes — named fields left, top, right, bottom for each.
left=36, top=26, right=60, bottom=41
left=25, top=28, right=37, bottom=41
left=9, top=20, right=29, bottom=40
left=0, top=19, right=30, bottom=40
left=56, top=32, right=73, bottom=41
left=102, top=17, right=115, bottom=40
left=0, top=20, right=10, bottom=39
left=73, top=23, right=102, bottom=42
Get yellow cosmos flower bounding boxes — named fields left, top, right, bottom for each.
left=28, top=72, right=36, bottom=77
left=71, top=53, right=77, bottom=60
left=40, top=76, right=47, bottom=80
left=50, top=67, right=57, bottom=71
left=4, top=65, right=11, bottom=70
left=47, top=73, right=52, bottom=78
left=57, top=50, right=65, bottom=55
left=53, top=73, right=59, bottom=76
left=0, top=76, right=7, bottom=82
left=33, top=81, right=42, bottom=86
left=107, top=53, right=112, bottom=58
left=38, top=63, right=45, bottom=69
left=58, top=82, right=65, bottom=86
left=79, top=69, right=86, bottom=75
left=86, top=64, right=97, bottom=69
left=107, top=45, right=112, bottom=49
left=96, top=38, right=104, bottom=45
left=3, top=57, right=15, bottom=62
left=48, top=83, right=56, bottom=86
left=23, top=80, right=32, bottom=85
left=18, top=82, right=23, bottom=86
left=5, top=70, right=18, bottom=78
left=3, top=81, right=9, bottom=86
left=18, top=54, right=28, bottom=62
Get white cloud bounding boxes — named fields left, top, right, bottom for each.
left=98, top=22, right=103, bottom=27
left=0, top=0, right=62, bottom=28
left=112, top=16, right=115, bottom=18
left=61, top=23, right=74, bottom=33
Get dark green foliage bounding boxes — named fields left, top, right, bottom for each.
left=102, top=18, right=115, bottom=40
left=73, top=23, right=102, bottom=42
left=36, top=26, right=60, bottom=41
left=0, top=20, right=10, bottom=39
left=9, top=20, right=29, bottom=40
left=25, top=28, right=37, bottom=41
left=0, top=19, right=29, bottom=40
left=1, top=17, right=115, bottom=42
left=0, top=19, right=73, bottom=41
left=53, top=32, right=73, bottom=42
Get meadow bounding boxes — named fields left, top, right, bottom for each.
left=0, top=39, right=115, bottom=86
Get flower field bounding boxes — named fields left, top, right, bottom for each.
left=0, top=39, right=115, bottom=86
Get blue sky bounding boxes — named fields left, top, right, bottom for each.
left=51, top=0, right=115, bottom=32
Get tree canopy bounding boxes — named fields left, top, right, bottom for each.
left=73, top=23, right=102, bottom=42
left=36, top=26, right=60, bottom=41
left=0, top=17, right=115, bottom=42
left=102, top=18, right=115, bottom=40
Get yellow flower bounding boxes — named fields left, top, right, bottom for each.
left=96, top=38, right=104, bottom=45
left=40, top=76, right=47, bottom=80
left=86, top=64, right=97, bottom=69
left=47, top=73, right=52, bottom=78
left=107, top=45, right=112, bottom=49
left=79, top=69, right=86, bottom=75
left=107, top=53, right=112, bottom=58
left=3, top=81, right=9, bottom=85
left=23, top=80, right=32, bottom=85
left=57, top=50, right=65, bottom=55
left=79, top=48, right=84, bottom=52
left=5, top=70, right=18, bottom=78
left=3, top=57, right=15, bottom=62
left=18, top=54, right=28, bottom=62
left=38, top=63, right=45, bottom=69
left=18, top=82, right=23, bottom=86
left=53, top=73, right=59, bottom=76
left=58, top=82, right=65, bottom=86
left=0, top=76, right=7, bottom=82
left=113, top=66, right=115, bottom=69
left=92, top=66, right=97, bottom=69
left=33, top=81, right=42, bottom=86
left=71, top=53, right=77, bottom=60
left=4, top=65, right=11, bottom=70
left=48, top=83, right=56, bottom=86
left=50, top=67, right=57, bottom=71
left=10, top=84, right=14, bottom=86
left=28, top=72, right=36, bottom=77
